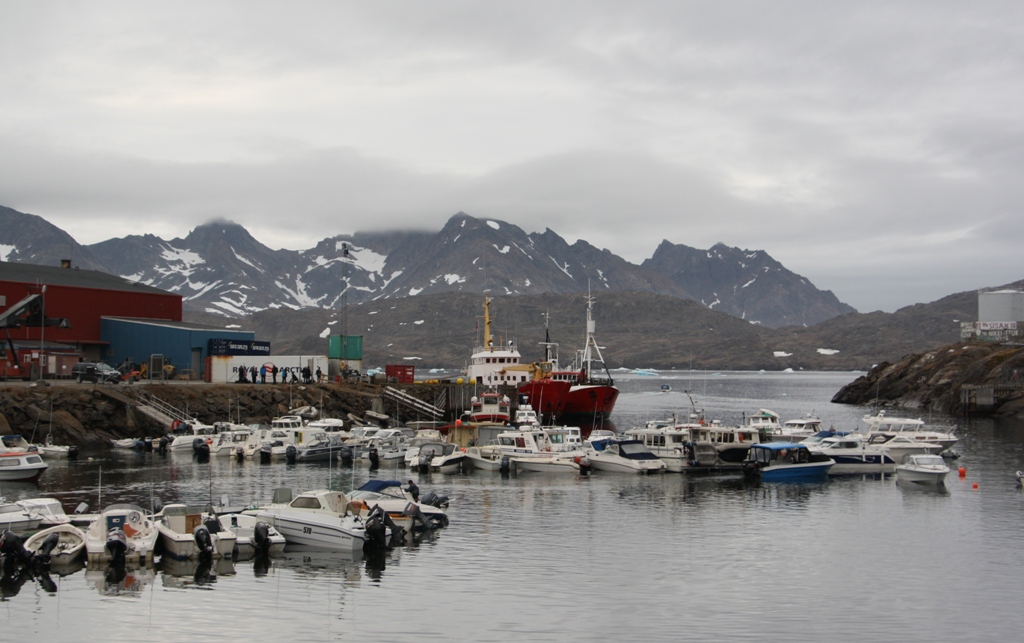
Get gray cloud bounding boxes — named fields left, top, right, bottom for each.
left=2, top=1, right=1023, bottom=312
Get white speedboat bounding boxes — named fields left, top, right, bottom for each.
left=585, top=439, right=667, bottom=474
left=0, top=440, right=48, bottom=481
left=511, top=455, right=583, bottom=473
left=220, top=513, right=286, bottom=559
left=0, top=500, right=42, bottom=532
left=24, top=523, right=87, bottom=566
left=465, top=443, right=506, bottom=471
left=810, top=435, right=900, bottom=474
left=35, top=433, right=79, bottom=459
left=168, top=421, right=219, bottom=452
left=247, top=489, right=374, bottom=551
left=15, top=497, right=77, bottom=527
left=84, top=504, right=159, bottom=565
left=156, top=504, right=237, bottom=560
left=768, top=415, right=823, bottom=443
left=425, top=443, right=469, bottom=474
left=358, top=434, right=410, bottom=465
left=896, top=454, right=950, bottom=484
left=292, top=431, right=346, bottom=463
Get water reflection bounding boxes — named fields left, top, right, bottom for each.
left=84, top=562, right=156, bottom=597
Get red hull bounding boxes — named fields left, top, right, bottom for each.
left=561, top=384, right=619, bottom=419
left=517, top=380, right=572, bottom=419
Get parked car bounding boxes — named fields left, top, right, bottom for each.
left=70, top=362, right=124, bottom=384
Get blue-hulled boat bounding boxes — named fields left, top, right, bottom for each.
left=742, top=442, right=834, bottom=482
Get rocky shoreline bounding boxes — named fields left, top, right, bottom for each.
left=832, top=341, right=1024, bottom=417
left=0, top=381, right=445, bottom=449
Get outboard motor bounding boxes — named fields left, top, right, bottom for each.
left=403, top=503, right=430, bottom=531
left=203, top=516, right=221, bottom=534
left=67, top=445, right=79, bottom=459
left=253, top=521, right=272, bottom=556
left=363, top=506, right=389, bottom=552
left=368, top=447, right=380, bottom=469
left=339, top=445, right=354, bottom=466
left=285, top=445, right=297, bottom=464
left=193, top=437, right=210, bottom=458
left=419, top=491, right=449, bottom=510
left=33, top=532, right=61, bottom=568
left=259, top=443, right=274, bottom=464
left=106, top=528, right=128, bottom=566
left=574, top=455, right=592, bottom=476
left=0, top=530, right=34, bottom=565
left=193, top=524, right=215, bottom=560
left=499, top=454, right=511, bottom=475
left=143, top=436, right=153, bottom=452
left=235, top=446, right=245, bottom=462
left=417, top=452, right=432, bottom=474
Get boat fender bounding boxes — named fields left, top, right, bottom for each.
left=544, top=446, right=550, bottom=452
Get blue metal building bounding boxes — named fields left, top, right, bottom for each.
left=101, top=317, right=255, bottom=379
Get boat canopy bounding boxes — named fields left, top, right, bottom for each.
left=358, top=480, right=403, bottom=493
left=752, top=442, right=805, bottom=451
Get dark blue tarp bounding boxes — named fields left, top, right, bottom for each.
left=357, top=480, right=403, bottom=492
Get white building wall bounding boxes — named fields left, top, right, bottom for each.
left=206, top=355, right=329, bottom=383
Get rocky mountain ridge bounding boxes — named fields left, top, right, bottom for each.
left=1, top=204, right=853, bottom=328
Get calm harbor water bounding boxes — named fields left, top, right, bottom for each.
left=4, top=370, right=1024, bottom=642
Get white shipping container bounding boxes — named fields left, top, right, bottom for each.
left=206, top=355, right=329, bottom=384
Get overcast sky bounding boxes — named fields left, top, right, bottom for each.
left=1, top=2, right=1021, bottom=313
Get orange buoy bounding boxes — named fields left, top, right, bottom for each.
left=973, top=482, right=979, bottom=489
left=958, top=467, right=967, bottom=478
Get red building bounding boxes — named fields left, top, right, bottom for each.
left=1, top=260, right=182, bottom=372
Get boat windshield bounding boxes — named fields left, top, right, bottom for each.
left=911, top=455, right=946, bottom=466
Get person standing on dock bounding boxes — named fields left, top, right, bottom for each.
left=316, top=366, right=323, bottom=383
left=271, top=364, right=279, bottom=384
left=260, top=365, right=267, bottom=384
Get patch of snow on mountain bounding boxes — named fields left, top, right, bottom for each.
left=319, top=327, right=331, bottom=338
left=349, top=246, right=387, bottom=275
left=328, top=320, right=337, bottom=325
left=380, top=269, right=403, bottom=288
left=524, top=279, right=531, bottom=287
left=453, top=234, right=460, bottom=243
left=472, top=257, right=479, bottom=265
left=232, top=249, right=262, bottom=271
left=161, top=245, right=205, bottom=271
left=414, top=320, right=424, bottom=325
left=487, top=221, right=500, bottom=230
left=549, top=257, right=573, bottom=278
left=225, top=324, right=241, bottom=329
left=0, top=244, right=15, bottom=261
left=275, top=276, right=321, bottom=308
left=746, top=252, right=758, bottom=259
left=121, top=273, right=145, bottom=282
left=774, top=351, right=793, bottom=357
left=409, top=287, right=423, bottom=296
left=707, top=296, right=721, bottom=309
left=444, top=274, right=464, bottom=284
left=211, top=300, right=247, bottom=316
left=817, top=348, right=840, bottom=355
left=742, top=277, right=756, bottom=288
left=494, top=245, right=510, bottom=254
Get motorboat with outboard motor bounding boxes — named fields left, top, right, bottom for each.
left=24, top=523, right=87, bottom=566
left=209, top=425, right=260, bottom=457
left=156, top=504, right=237, bottom=560
left=742, top=443, right=834, bottom=482
left=35, top=433, right=79, bottom=459
left=84, top=504, right=159, bottom=565
left=15, top=497, right=82, bottom=527
left=293, top=432, right=347, bottom=463
left=585, top=439, right=667, bottom=474
left=418, top=443, right=468, bottom=474
left=245, top=488, right=378, bottom=551
left=220, top=513, right=286, bottom=559
left=167, top=420, right=220, bottom=452
left=511, top=454, right=585, bottom=474
left=346, top=480, right=449, bottom=532
left=896, top=454, right=950, bottom=484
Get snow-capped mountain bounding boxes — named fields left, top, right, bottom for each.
left=0, top=205, right=855, bottom=327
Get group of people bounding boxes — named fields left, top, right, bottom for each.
left=236, top=364, right=325, bottom=385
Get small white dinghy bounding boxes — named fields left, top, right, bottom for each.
left=24, top=524, right=87, bottom=566
left=896, top=454, right=950, bottom=485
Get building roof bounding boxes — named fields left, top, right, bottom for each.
left=0, top=260, right=175, bottom=297
left=102, top=316, right=254, bottom=333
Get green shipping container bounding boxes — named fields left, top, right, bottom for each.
left=329, top=335, right=363, bottom=360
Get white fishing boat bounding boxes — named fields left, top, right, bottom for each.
left=24, top=523, right=87, bottom=566
left=767, top=415, right=823, bottom=443
left=220, top=513, right=286, bottom=559
left=209, top=425, right=259, bottom=457
left=511, top=404, right=541, bottom=427
left=427, top=443, right=469, bottom=474
left=896, top=454, right=951, bottom=484
left=156, top=504, right=237, bottom=560
left=810, top=434, right=899, bottom=474
left=84, top=504, right=159, bottom=565
left=246, top=488, right=374, bottom=551
left=585, top=439, right=667, bottom=474
left=742, top=409, right=782, bottom=434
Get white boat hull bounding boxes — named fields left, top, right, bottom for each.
left=255, top=510, right=367, bottom=551
left=512, top=457, right=580, bottom=473
left=588, top=457, right=666, bottom=474
left=896, top=467, right=949, bottom=484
